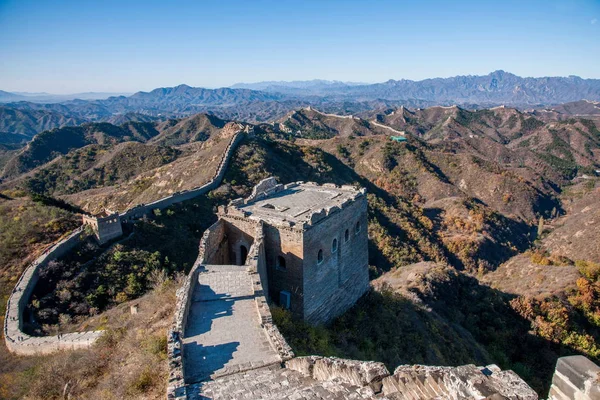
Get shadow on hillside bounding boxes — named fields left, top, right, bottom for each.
left=273, top=250, right=588, bottom=398
left=411, top=271, right=592, bottom=396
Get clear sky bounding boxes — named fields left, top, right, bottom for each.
left=0, top=0, right=599, bottom=94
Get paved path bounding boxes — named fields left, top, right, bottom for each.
left=182, top=265, right=281, bottom=384
left=186, top=364, right=378, bottom=400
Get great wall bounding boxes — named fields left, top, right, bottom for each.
left=4, top=122, right=600, bottom=399
left=3, top=125, right=248, bottom=355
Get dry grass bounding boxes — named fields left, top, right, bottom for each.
left=1, top=279, right=179, bottom=400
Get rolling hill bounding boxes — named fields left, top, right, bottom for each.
left=1, top=104, right=599, bottom=398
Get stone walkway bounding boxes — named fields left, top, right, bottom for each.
left=183, top=265, right=282, bottom=384
left=186, top=364, right=378, bottom=400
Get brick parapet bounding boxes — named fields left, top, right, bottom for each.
left=167, top=220, right=225, bottom=399
left=219, top=178, right=366, bottom=232
left=246, top=221, right=294, bottom=361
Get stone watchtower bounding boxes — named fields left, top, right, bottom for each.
left=216, top=177, right=369, bottom=324
left=82, top=209, right=123, bottom=245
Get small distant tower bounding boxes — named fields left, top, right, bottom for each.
left=82, top=209, right=123, bottom=245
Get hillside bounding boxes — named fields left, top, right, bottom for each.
left=0, top=122, right=161, bottom=179
left=1, top=105, right=600, bottom=398
left=277, top=107, right=405, bottom=139
left=0, top=106, right=85, bottom=139
left=0, top=114, right=247, bottom=214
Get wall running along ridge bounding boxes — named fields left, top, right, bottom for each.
left=120, top=130, right=247, bottom=221
left=3, top=227, right=103, bottom=355
left=4, top=129, right=248, bottom=355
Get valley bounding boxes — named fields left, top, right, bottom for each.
left=0, top=99, right=599, bottom=399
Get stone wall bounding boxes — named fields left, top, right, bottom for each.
left=284, top=356, right=538, bottom=399
left=197, top=219, right=228, bottom=265
left=246, top=222, right=294, bottom=360
left=286, top=356, right=389, bottom=390
left=263, top=224, right=304, bottom=314
left=121, top=131, right=245, bottom=221
left=167, top=217, right=239, bottom=399
left=222, top=219, right=256, bottom=266
left=167, top=237, right=209, bottom=399
left=549, top=355, right=600, bottom=400
left=3, top=227, right=103, bottom=355
left=82, top=212, right=123, bottom=244
left=302, top=195, right=369, bottom=324
left=5, top=129, right=246, bottom=356
left=382, top=364, right=538, bottom=399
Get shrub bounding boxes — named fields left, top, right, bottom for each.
left=530, top=251, right=551, bottom=265
left=141, top=334, right=168, bottom=360
left=127, top=367, right=156, bottom=394
left=336, top=144, right=350, bottom=159
left=576, top=260, right=600, bottom=282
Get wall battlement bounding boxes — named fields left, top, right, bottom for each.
left=82, top=210, right=123, bottom=244
left=218, top=177, right=366, bottom=231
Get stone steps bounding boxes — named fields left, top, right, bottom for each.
left=186, top=364, right=377, bottom=400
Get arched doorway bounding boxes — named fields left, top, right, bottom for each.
left=240, top=245, right=248, bottom=265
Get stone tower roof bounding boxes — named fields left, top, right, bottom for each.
left=219, top=177, right=365, bottom=230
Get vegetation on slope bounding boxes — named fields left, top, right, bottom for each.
left=28, top=194, right=218, bottom=333
left=1, top=108, right=599, bottom=398
left=24, top=143, right=180, bottom=196
left=1, top=280, right=177, bottom=400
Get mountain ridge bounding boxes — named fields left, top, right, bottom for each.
left=2, top=72, right=600, bottom=138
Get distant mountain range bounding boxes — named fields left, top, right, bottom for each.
left=1, top=71, right=600, bottom=138
left=231, top=79, right=367, bottom=95
left=233, top=71, right=600, bottom=104
left=0, top=90, right=132, bottom=103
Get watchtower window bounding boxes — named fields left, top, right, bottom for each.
left=344, top=229, right=349, bottom=242
left=276, top=255, right=287, bottom=270
left=317, top=249, right=324, bottom=264
left=355, top=221, right=361, bottom=234
left=332, top=238, right=338, bottom=253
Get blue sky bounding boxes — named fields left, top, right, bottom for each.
left=0, top=0, right=599, bottom=93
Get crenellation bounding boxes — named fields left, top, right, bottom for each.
left=309, top=208, right=327, bottom=224
left=217, top=177, right=370, bottom=323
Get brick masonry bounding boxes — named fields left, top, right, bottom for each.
left=82, top=211, right=123, bottom=244
left=549, top=355, right=600, bottom=400
left=218, top=178, right=370, bottom=324
left=302, top=197, right=369, bottom=324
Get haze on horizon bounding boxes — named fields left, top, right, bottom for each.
left=0, top=0, right=599, bottom=94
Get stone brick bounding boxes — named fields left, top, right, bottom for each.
left=218, top=178, right=369, bottom=324
left=549, top=356, right=600, bottom=400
